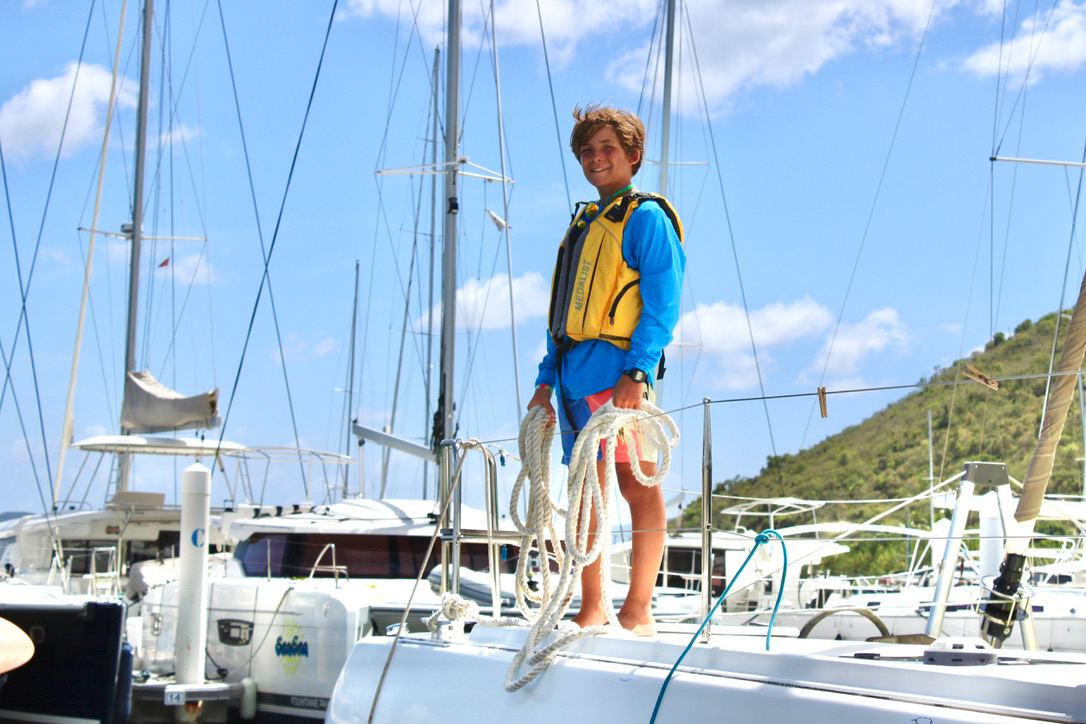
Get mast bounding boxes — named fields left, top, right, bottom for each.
left=344, top=261, right=360, bottom=499
left=437, top=0, right=460, bottom=448
left=658, top=0, right=676, bottom=197
left=126, top=0, right=153, bottom=386
left=53, top=0, right=130, bottom=508
left=425, top=47, right=440, bottom=498
left=655, top=0, right=676, bottom=404
left=117, top=0, right=154, bottom=493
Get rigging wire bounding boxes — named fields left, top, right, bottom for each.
left=451, top=0, right=522, bottom=436
left=468, top=369, right=1078, bottom=451
left=635, top=0, right=664, bottom=133
left=799, top=0, right=938, bottom=450
left=0, top=0, right=102, bottom=512
left=1037, top=141, right=1086, bottom=436
left=938, top=0, right=1028, bottom=482
left=489, top=0, right=523, bottom=424
left=211, top=0, right=343, bottom=497
left=534, top=0, right=571, bottom=211
left=140, top=0, right=218, bottom=379
left=992, top=0, right=1058, bottom=335
left=958, top=0, right=1070, bottom=477
left=369, top=0, right=433, bottom=454
left=0, top=138, right=52, bottom=518
left=682, top=3, right=778, bottom=462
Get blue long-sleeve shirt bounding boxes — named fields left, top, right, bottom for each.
left=535, top=198, right=685, bottom=400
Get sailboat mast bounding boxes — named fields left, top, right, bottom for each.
left=54, top=0, right=130, bottom=508
left=438, top=0, right=461, bottom=447
left=658, top=0, right=676, bottom=196
left=344, top=261, right=360, bottom=499
left=126, top=0, right=153, bottom=381
left=425, top=47, right=440, bottom=499
left=656, top=0, right=676, bottom=404
left=117, top=0, right=153, bottom=493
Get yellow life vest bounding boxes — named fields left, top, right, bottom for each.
left=548, top=192, right=683, bottom=350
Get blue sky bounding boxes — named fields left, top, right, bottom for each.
left=1, top=0, right=1085, bottom=519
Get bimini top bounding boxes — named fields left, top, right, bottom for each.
left=70, top=435, right=246, bottom=457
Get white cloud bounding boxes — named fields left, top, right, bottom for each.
left=312, top=337, right=338, bottom=358
left=341, top=1, right=1083, bottom=109
left=808, top=307, right=909, bottom=379
left=272, top=332, right=340, bottom=364
left=610, top=0, right=953, bottom=110
left=675, top=296, right=832, bottom=353
left=672, top=296, right=832, bottom=390
left=421, top=271, right=549, bottom=331
left=156, top=123, right=202, bottom=150
left=0, top=63, right=136, bottom=161
left=962, top=1, right=1086, bottom=80
left=344, top=0, right=656, bottom=65
left=345, top=1, right=1027, bottom=109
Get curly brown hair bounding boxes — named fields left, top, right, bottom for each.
left=569, top=104, right=646, bottom=176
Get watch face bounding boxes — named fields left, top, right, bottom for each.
left=624, top=369, right=647, bottom=383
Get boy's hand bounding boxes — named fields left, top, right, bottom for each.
left=612, top=374, right=645, bottom=410
left=528, top=387, right=556, bottom=426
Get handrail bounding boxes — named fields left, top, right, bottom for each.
left=308, top=542, right=348, bottom=585
left=438, top=439, right=504, bottom=616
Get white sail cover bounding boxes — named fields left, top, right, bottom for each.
left=120, top=370, right=220, bottom=433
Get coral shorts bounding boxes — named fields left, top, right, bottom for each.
left=557, top=385, right=658, bottom=466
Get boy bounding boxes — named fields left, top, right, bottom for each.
left=528, top=104, right=685, bottom=635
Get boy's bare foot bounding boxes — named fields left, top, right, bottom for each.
left=617, top=605, right=656, bottom=636
left=571, top=605, right=609, bottom=629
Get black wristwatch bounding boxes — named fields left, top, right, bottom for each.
left=622, top=368, right=648, bottom=384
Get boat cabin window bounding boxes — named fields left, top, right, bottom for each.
left=657, top=547, right=727, bottom=595
left=234, top=533, right=517, bottom=579
left=62, top=532, right=188, bottom=575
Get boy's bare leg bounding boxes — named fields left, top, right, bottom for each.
left=615, top=460, right=663, bottom=633
left=571, top=480, right=607, bottom=627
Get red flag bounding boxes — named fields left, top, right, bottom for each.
left=158, top=257, right=170, bottom=268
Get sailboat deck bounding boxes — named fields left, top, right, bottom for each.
left=329, top=623, right=1086, bottom=723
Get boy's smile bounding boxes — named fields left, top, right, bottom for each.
left=579, top=126, right=639, bottom=201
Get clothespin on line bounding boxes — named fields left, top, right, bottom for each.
left=817, top=386, right=828, bottom=418
left=964, top=364, right=1000, bottom=390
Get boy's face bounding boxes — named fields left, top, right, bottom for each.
left=578, top=125, right=639, bottom=199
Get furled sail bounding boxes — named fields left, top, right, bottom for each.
left=981, top=269, right=1086, bottom=647
left=120, top=370, right=220, bottom=433
left=1015, top=268, right=1086, bottom=524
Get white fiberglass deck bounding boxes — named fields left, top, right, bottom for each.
left=328, top=624, right=1086, bottom=723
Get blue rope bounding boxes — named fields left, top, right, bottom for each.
left=649, top=529, right=787, bottom=723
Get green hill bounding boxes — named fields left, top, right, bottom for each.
left=676, top=311, right=1084, bottom=575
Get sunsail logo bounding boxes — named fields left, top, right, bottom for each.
left=275, top=636, right=309, bottom=658
left=275, top=618, right=309, bottom=674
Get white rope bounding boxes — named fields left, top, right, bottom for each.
left=428, top=402, right=678, bottom=690
left=508, top=405, right=567, bottom=619
left=503, top=400, right=679, bottom=691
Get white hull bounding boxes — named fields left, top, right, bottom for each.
left=328, top=625, right=1086, bottom=723
left=762, top=584, right=1086, bottom=652
left=141, top=578, right=377, bottom=720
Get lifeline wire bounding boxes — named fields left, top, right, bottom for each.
left=649, top=529, right=787, bottom=724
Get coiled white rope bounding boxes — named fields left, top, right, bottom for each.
left=502, top=399, right=679, bottom=692
left=508, top=405, right=567, bottom=619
